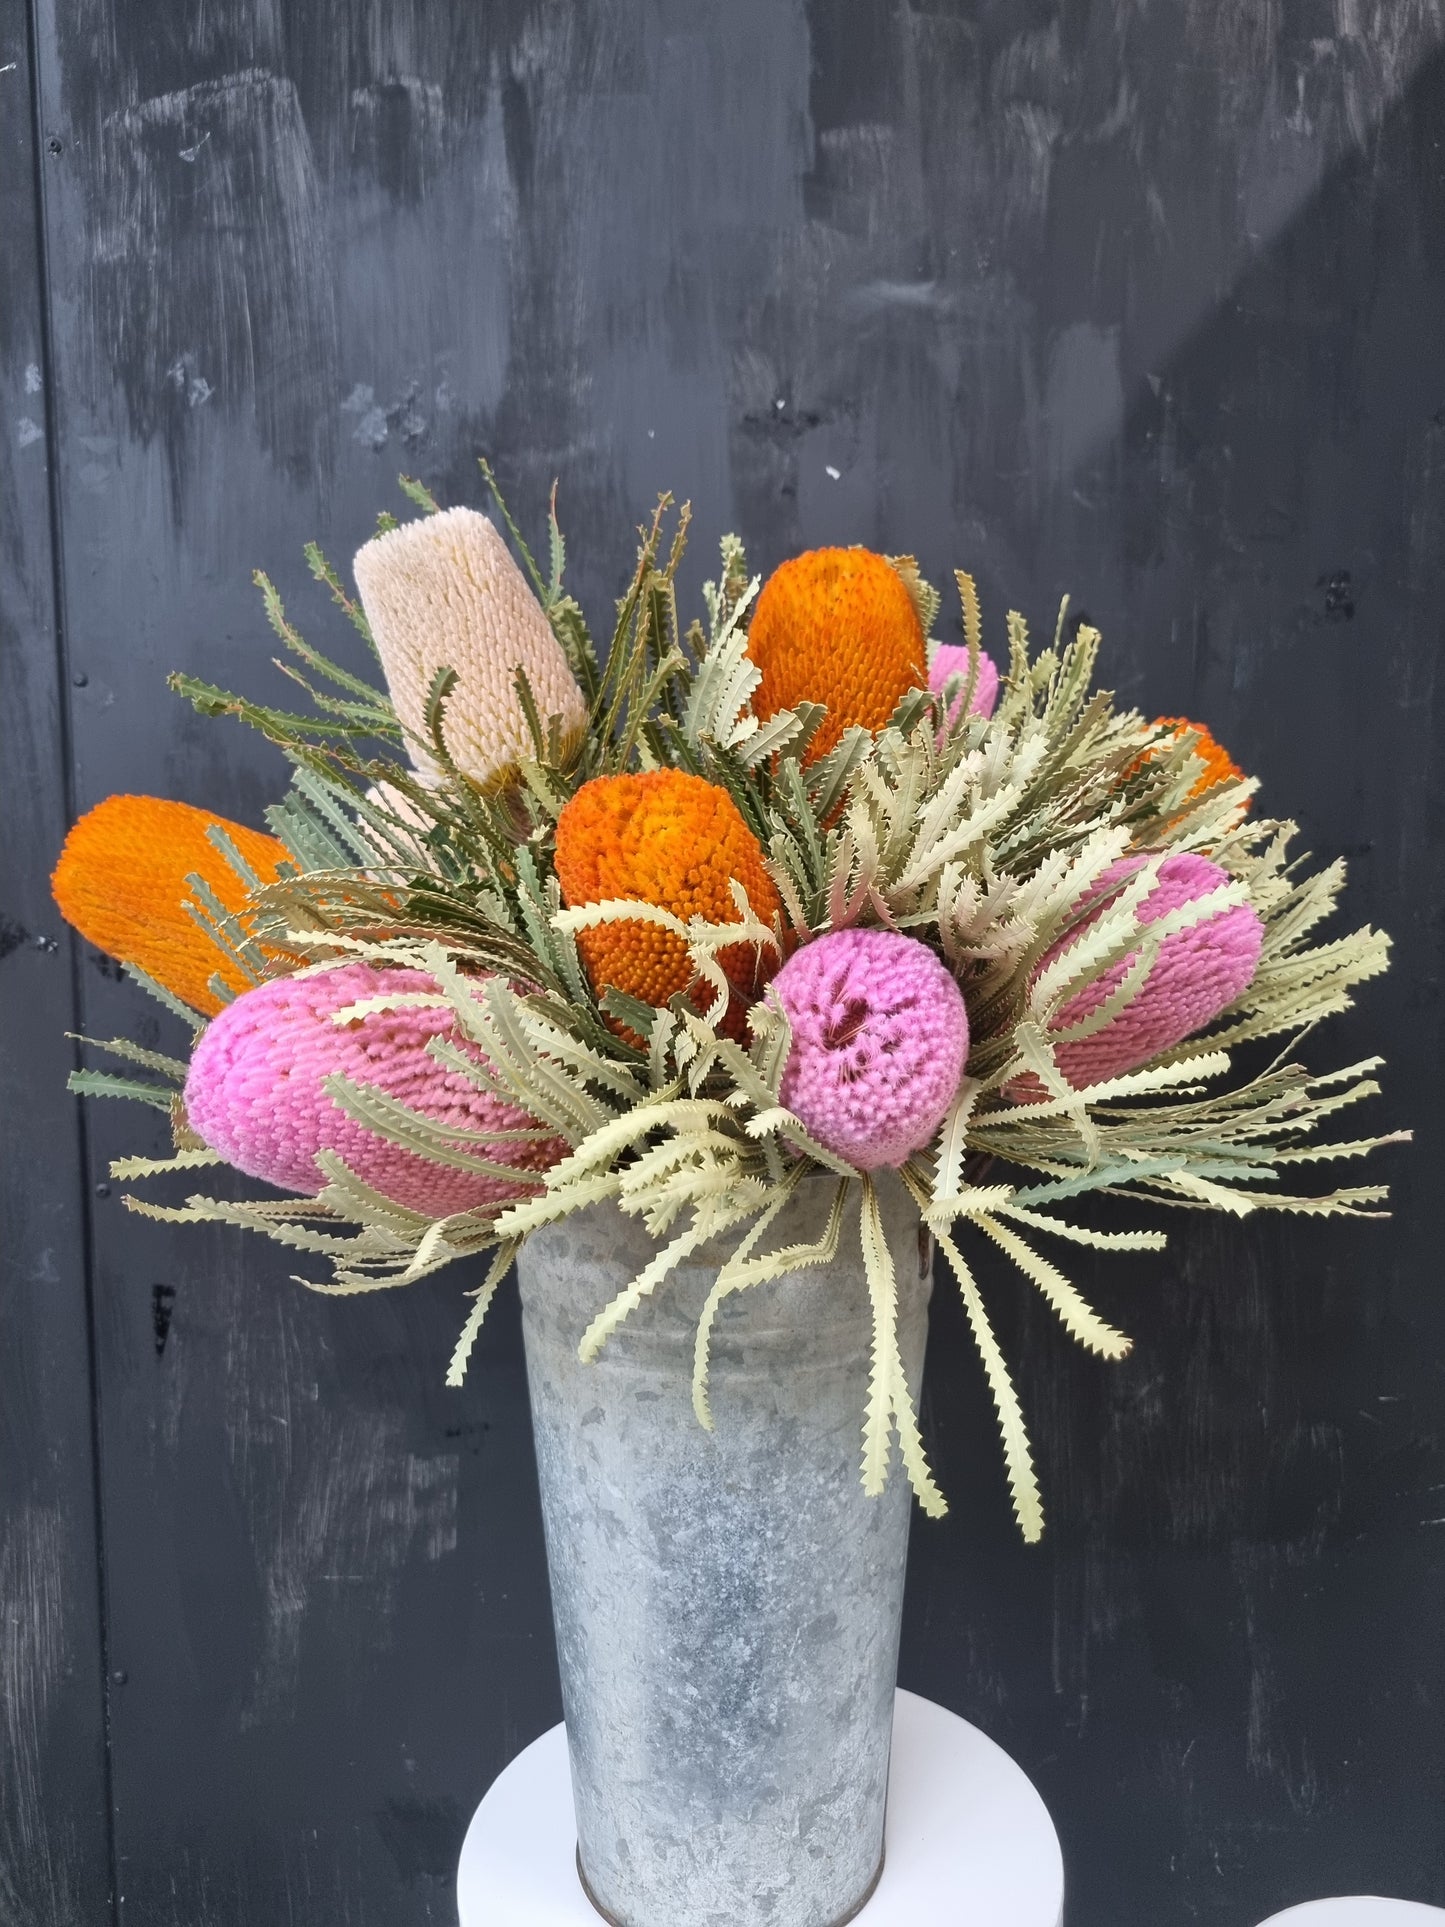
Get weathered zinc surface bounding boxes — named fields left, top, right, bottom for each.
left=519, top=1178, right=928, bottom=1927
left=1, top=2, right=1442, bottom=1923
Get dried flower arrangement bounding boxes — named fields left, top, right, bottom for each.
left=54, top=474, right=1403, bottom=1540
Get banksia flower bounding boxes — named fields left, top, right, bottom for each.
left=51, top=794, right=288, bottom=1016
left=928, top=644, right=1000, bottom=727
left=1140, top=716, right=1248, bottom=805
left=353, top=507, right=587, bottom=791
left=183, top=963, right=564, bottom=1216
left=1146, top=717, right=1246, bottom=802
left=1035, top=853, right=1264, bottom=1091
left=554, top=769, right=781, bottom=1041
left=772, top=928, right=968, bottom=1170
left=746, top=547, right=927, bottom=761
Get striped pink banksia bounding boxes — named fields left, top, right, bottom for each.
left=1035, top=853, right=1265, bottom=1091
left=184, top=963, right=564, bottom=1216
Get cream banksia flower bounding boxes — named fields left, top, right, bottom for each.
left=353, top=507, right=587, bottom=789
left=772, top=928, right=969, bottom=1170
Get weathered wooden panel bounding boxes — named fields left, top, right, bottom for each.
left=0, top=3, right=113, bottom=1922
left=16, top=1, right=1445, bottom=1922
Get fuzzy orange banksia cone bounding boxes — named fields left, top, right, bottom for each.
left=51, top=794, right=288, bottom=1015
left=746, top=546, right=927, bottom=761
left=353, top=506, right=587, bottom=790
left=1152, top=716, right=1246, bottom=801
left=554, top=769, right=782, bottom=1041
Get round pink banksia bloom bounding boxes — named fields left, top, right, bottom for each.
left=772, top=928, right=969, bottom=1171
left=929, top=644, right=1000, bottom=727
left=184, top=963, right=564, bottom=1216
left=1036, top=852, right=1264, bottom=1091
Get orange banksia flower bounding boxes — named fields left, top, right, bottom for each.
left=51, top=794, right=288, bottom=1015
left=1150, top=717, right=1246, bottom=802
left=554, top=770, right=781, bottom=1040
left=745, top=547, right=927, bottom=761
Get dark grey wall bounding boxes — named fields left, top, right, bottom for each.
left=3, top=4, right=1443, bottom=1923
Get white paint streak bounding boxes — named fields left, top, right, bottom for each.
left=94, top=70, right=338, bottom=483
left=0, top=1505, right=79, bottom=1925
left=243, top=1419, right=460, bottom=1727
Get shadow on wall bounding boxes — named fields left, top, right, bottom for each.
left=906, top=42, right=1445, bottom=1927
left=1116, top=39, right=1445, bottom=865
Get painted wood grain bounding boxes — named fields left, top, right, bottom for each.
left=0, top=2, right=114, bottom=1922
left=8, top=1, right=1445, bottom=1922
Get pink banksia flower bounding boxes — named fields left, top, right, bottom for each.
left=929, top=643, right=1000, bottom=727
left=1032, top=852, right=1264, bottom=1092
left=772, top=928, right=969, bottom=1170
left=183, top=963, right=565, bottom=1216
left=353, top=507, right=588, bottom=791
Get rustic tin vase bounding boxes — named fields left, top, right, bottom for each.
left=516, top=1171, right=932, bottom=1927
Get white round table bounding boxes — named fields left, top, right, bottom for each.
left=1257, top=1905, right=1445, bottom=1925
left=457, top=1687, right=1065, bottom=1924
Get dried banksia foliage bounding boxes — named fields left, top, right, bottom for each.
left=184, top=962, right=564, bottom=1215
left=746, top=547, right=927, bottom=760
left=1149, top=716, right=1246, bottom=800
left=353, top=506, right=587, bottom=789
left=773, top=929, right=969, bottom=1171
left=554, top=769, right=781, bottom=1040
left=51, top=794, right=287, bottom=1014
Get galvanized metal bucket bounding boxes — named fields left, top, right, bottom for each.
left=516, top=1171, right=932, bottom=1927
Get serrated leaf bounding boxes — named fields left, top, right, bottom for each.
left=976, top=1215, right=1132, bottom=1358
left=445, top=1240, right=519, bottom=1387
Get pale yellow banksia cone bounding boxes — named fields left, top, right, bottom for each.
left=353, top=506, right=587, bottom=789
